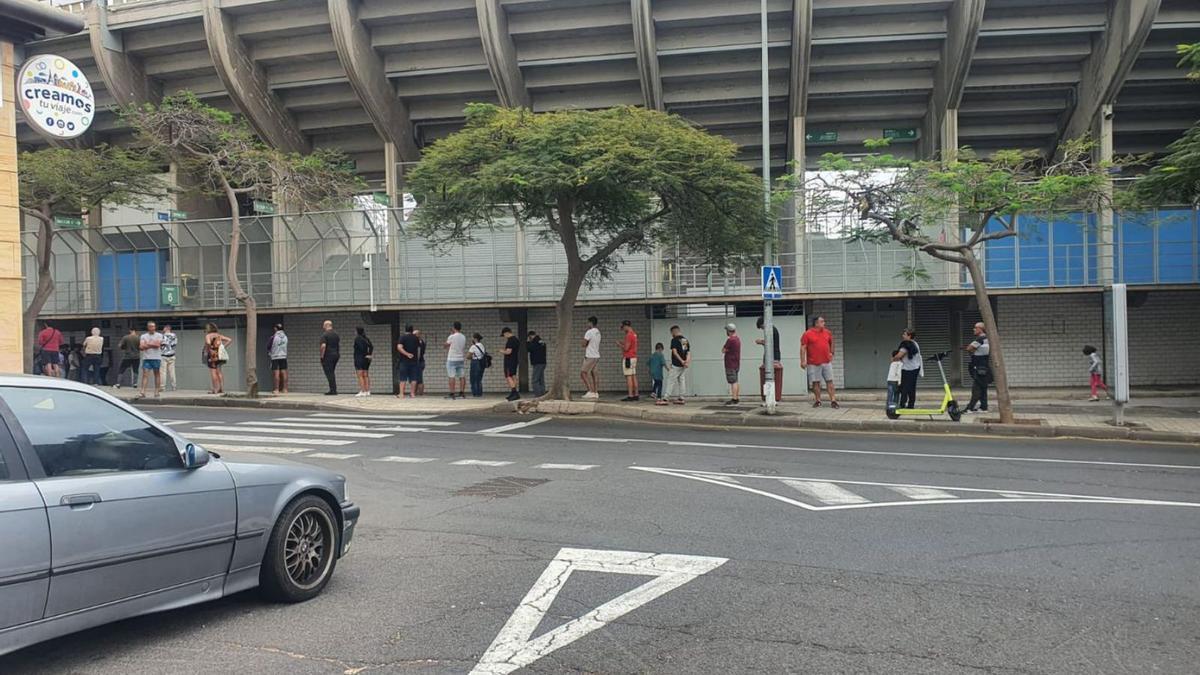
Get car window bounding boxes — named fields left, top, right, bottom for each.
left=0, top=450, right=7, bottom=480
left=1, top=387, right=183, bottom=477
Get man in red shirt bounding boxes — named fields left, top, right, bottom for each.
left=619, top=320, right=640, bottom=401
left=800, top=316, right=839, bottom=408
left=722, top=323, right=741, bottom=405
left=36, top=321, right=63, bottom=377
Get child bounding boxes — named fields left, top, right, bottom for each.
left=1083, top=345, right=1109, bottom=401
left=650, top=342, right=667, bottom=404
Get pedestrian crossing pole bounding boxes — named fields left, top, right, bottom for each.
left=760, top=0, right=776, bottom=415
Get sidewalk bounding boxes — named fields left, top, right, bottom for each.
left=530, top=394, right=1200, bottom=444
left=109, top=387, right=508, bottom=414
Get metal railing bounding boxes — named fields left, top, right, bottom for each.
left=22, top=207, right=1200, bottom=316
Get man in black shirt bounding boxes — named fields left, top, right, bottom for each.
left=667, top=325, right=691, bottom=404
left=319, top=320, right=340, bottom=395
left=396, top=324, right=421, bottom=399
left=527, top=330, right=547, bottom=397
left=413, top=328, right=428, bottom=396
left=501, top=327, right=521, bottom=401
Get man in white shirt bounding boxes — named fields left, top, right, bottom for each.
left=579, top=316, right=601, bottom=399
left=445, top=321, right=468, bottom=399
left=137, top=321, right=164, bottom=399
left=161, top=324, right=179, bottom=391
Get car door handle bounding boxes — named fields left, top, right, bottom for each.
left=61, top=493, right=102, bottom=508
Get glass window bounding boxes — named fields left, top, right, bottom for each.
left=1, top=387, right=182, bottom=477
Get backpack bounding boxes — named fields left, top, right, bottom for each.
left=482, top=351, right=493, bottom=369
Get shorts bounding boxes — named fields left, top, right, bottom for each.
left=354, top=357, right=372, bottom=371
left=208, top=359, right=227, bottom=370
left=271, top=358, right=288, bottom=371
left=396, top=361, right=419, bottom=382
left=504, top=362, right=519, bottom=378
left=806, top=362, right=834, bottom=384
left=41, top=349, right=60, bottom=364
left=416, top=362, right=425, bottom=384
left=622, top=357, right=638, bottom=377
left=446, top=360, right=465, bottom=378
left=725, top=368, right=739, bottom=384
left=142, top=359, right=161, bottom=371
left=581, top=357, right=599, bottom=373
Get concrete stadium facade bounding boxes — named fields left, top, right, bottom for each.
left=11, top=0, right=1200, bottom=395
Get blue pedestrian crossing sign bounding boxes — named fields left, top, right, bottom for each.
left=761, top=265, right=784, bottom=299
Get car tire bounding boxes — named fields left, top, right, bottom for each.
left=260, top=494, right=339, bottom=603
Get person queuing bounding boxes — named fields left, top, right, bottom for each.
left=580, top=316, right=601, bottom=399
left=801, top=316, right=839, bottom=409
left=964, top=322, right=990, bottom=413
left=666, top=325, right=690, bottom=405
left=396, top=324, right=420, bottom=399
left=527, top=330, right=547, bottom=397
left=413, top=329, right=427, bottom=396
left=82, top=327, right=104, bottom=386
left=445, top=322, right=468, bottom=399
left=204, top=323, right=232, bottom=395
left=354, top=327, right=374, bottom=397
left=268, top=323, right=289, bottom=394
left=36, top=320, right=63, bottom=377
left=619, top=320, right=639, bottom=402
left=469, top=333, right=488, bottom=397
left=161, top=324, right=178, bottom=391
left=650, top=342, right=667, bottom=404
left=320, top=320, right=341, bottom=395
left=890, top=328, right=922, bottom=409
left=502, top=327, right=521, bottom=401
left=722, top=323, right=741, bottom=405
left=136, top=321, right=164, bottom=399
left=115, top=328, right=141, bottom=389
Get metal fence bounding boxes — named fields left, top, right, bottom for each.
left=22, top=207, right=1200, bottom=316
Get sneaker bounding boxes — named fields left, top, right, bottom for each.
left=724, top=399, right=738, bottom=406
left=506, top=391, right=520, bottom=401
left=630, top=395, right=640, bottom=401
left=1088, top=396, right=1100, bottom=402
left=672, top=399, right=685, bottom=405
left=655, top=399, right=669, bottom=406
left=583, top=391, right=599, bottom=400
left=620, top=396, right=634, bottom=402
left=445, top=393, right=458, bottom=400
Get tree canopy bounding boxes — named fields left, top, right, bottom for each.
left=1130, top=41, right=1200, bottom=207
left=407, top=103, right=769, bottom=399
left=19, top=144, right=164, bottom=217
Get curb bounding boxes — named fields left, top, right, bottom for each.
left=525, top=400, right=1200, bottom=445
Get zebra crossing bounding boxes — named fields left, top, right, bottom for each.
left=632, top=467, right=1200, bottom=512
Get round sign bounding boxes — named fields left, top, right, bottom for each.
left=17, top=54, right=94, bottom=139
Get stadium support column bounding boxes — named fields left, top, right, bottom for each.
left=791, top=116, right=805, bottom=292
left=0, top=41, right=21, bottom=371
left=1095, top=104, right=1115, bottom=286
left=787, top=0, right=812, bottom=292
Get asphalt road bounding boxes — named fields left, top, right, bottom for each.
left=5, top=405, right=1200, bottom=674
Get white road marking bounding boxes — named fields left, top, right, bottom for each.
left=667, top=441, right=737, bottom=448
left=566, top=436, right=627, bottom=443
left=237, top=420, right=413, bottom=431
left=307, top=413, right=439, bottom=420
left=374, top=456, right=437, bottom=463
left=199, top=425, right=390, bottom=439
left=199, top=443, right=311, bottom=455
left=276, top=417, right=459, bottom=427
left=305, top=452, right=361, bottom=460
left=476, top=416, right=552, bottom=435
left=781, top=479, right=870, bottom=505
left=471, top=547, right=726, bottom=675
left=184, top=432, right=356, bottom=446
left=161, top=420, right=223, bottom=426
left=891, top=486, right=959, bottom=500
left=533, top=463, right=597, bottom=471
left=632, top=467, right=1200, bottom=511
left=451, top=459, right=514, bottom=467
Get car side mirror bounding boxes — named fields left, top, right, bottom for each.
left=183, top=442, right=210, bottom=469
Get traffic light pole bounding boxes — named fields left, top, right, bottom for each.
left=760, top=0, right=776, bottom=415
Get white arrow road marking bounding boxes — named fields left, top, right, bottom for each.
left=184, top=432, right=355, bottom=446
left=631, top=467, right=1200, bottom=512
left=471, top=547, right=726, bottom=675
left=476, top=416, right=552, bottom=435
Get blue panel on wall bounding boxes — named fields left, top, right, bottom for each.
left=1017, top=214, right=1049, bottom=287
left=97, top=253, right=116, bottom=312
left=1118, top=211, right=1157, bottom=284
left=1157, top=209, right=1196, bottom=283
left=95, top=250, right=166, bottom=312
left=1050, top=213, right=1091, bottom=286
left=977, top=217, right=1015, bottom=288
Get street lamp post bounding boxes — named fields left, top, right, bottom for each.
left=760, top=0, right=777, bottom=414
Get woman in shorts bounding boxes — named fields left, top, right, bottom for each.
left=353, top=326, right=374, bottom=397
left=204, top=323, right=232, bottom=394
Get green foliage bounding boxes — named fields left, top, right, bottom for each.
left=18, top=144, right=165, bottom=215
left=125, top=91, right=364, bottom=208
left=1127, top=41, right=1200, bottom=207
left=1179, top=41, right=1200, bottom=80
left=407, top=104, right=768, bottom=275
left=893, top=263, right=932, bottom=284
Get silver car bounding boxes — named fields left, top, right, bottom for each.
left=0, top=376, right=359, bottom=656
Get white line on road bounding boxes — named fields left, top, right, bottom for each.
left=199, top=443, right=311, bottom=455
left=276, top=417, right=460, bottom=427
left=476, top=416, right=552, bottom=435
left=533, top=463, right=598, bottom=471
left=184, top=432, right=356, bottom=446
left=305, top=452, right=361, bottom=460
left=452, top=459, right=514, bottom=467
left=374, top=456, right=437, bottom=463
left=566, top=436, right=627, bottom=443
left=237, top=420, right=419, bottom=432
left=160, top=420, right=224, bottom=426
left=200, top=425, right=391, bottom=439
left=307, top=413, right=439, bottom=420
left=891, top=486, right=959, bottom=500
left=781, top=479, right=870, bottom=505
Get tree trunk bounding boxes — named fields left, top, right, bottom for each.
left=547, top=267, right=585, bottom=400
left=22, top=207, right=56, bottom=374
left=962, top=249, right=1013, bottom=424
left=223, top=184, right=259, bottom=397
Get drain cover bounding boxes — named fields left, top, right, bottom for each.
left=453, top=476, right=550, bottom=498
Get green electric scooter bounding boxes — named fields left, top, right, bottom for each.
left=886, top=352, right=961, bottom=422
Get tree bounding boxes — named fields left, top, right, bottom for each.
left=407, top=104, right=769, bottom=400
left=125, top=91, right=364, bottom=396
left=804, top=139, right=1116, bottom=424
left=18, top=145, right=165, bottom=372
left=1131, top=41, right=1200, bottom=206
